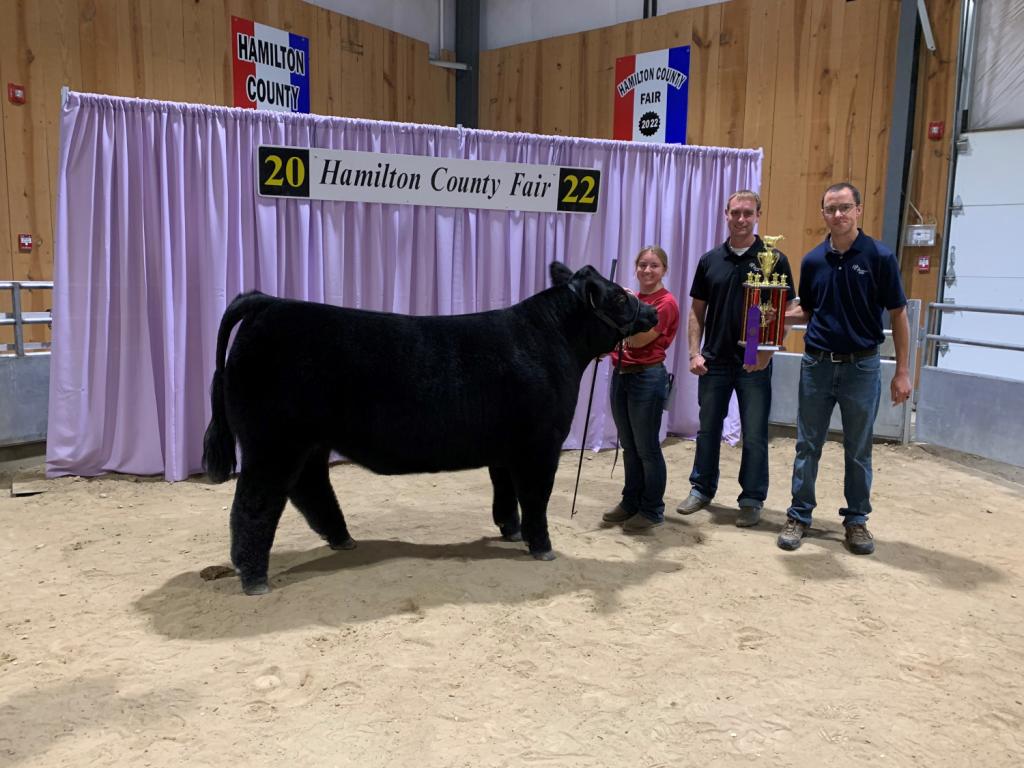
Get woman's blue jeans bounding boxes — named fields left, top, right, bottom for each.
left=610, top=365, right=669, bottom=522
left=787, top=352, right=882, bottom=527
left=688, top=361, right=772, bottom=508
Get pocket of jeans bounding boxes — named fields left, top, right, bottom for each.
left=801, top=353, right=821, bottom=368
left=854, top=355, right=881, bottom=372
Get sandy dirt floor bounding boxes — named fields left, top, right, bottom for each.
left=1, top=437, right=1022, bottom=768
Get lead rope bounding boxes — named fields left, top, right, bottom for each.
left=570, top=259, right=618, bottom=519
left=610, top=340, right=623, bottom=479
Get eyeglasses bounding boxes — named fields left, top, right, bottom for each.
left=822, top=203, right=858, bottom=216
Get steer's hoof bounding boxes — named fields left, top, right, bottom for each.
left=242, top=579, right=271, bottom=596
left=330, top=537, right=357, bottom=551
left=531, top=550, right=556, bottom=562
left=500, top=529, right=523, bottom=542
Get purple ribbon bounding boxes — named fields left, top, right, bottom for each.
left=744, top=304, right=761, bottom=366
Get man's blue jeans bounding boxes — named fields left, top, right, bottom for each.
left=787, top=352, right=882, bottom=527
left=610, top=364, right=670, bottom=522
left=688, top=361, right=772, bottom=509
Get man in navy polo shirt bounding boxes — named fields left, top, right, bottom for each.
left=676, top=190, right=796, bottom=527
left=778, top=182, right=912, bottom=555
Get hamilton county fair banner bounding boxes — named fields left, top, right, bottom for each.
left=232, top=16, right=310, bottom=113
left=613, top=45, right=690, bottom=144
left=256, top=146, right=602, bottom=214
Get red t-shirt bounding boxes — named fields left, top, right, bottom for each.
left=610, top=287, right=680, bottom=366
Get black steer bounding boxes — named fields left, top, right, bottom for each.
left=203, top=261, right=658, bottom=594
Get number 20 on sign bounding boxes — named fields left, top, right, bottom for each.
left=258, top=146, right=310, bottom=198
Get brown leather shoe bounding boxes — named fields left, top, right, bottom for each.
left=845, top=524, right=875, bottom=555
left=623, top=514, right=664, bottom=533
left=676, top=492, right=709, bottom=515
left=601, top=505, right=633, bottom=525
left=777, top=518, right=808, bottom=551
left=736, top=505, right=762, bottom=528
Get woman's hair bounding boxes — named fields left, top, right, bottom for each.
left=636, top=245, right=669, bottom=272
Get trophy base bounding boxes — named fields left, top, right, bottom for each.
left=738, top=341, right=783, bottom=351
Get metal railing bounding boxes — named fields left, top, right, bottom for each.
left=916, top=301, right=1024, bottom=468
left=0, top=281, right=54, bottom=357
left=786, top=324, right=900, bottom=358
left=769, top=300, right=921, bottom=444
left=923, top=302, right=1024, bottom=362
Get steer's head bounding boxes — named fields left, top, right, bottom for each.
left=550, top=261, right=659, bottom=354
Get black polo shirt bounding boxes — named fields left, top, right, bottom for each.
left=689, top=235, right=796, bottom=365
left=798, top=230, right=907, bottom=354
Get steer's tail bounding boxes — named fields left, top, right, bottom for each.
left=202, top=291, right=273, bottom=483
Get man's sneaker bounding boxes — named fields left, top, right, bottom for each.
left=777, top=518, right=808, bottom=551
left=601, top=505, right=632, bottom=526
left=676, top=491, right=709, bottom=515
left=736, top=506, right=762, bottom=528
left=623, top=514, right=664, bottom=533
left=845, top=524, right=875, bottom=555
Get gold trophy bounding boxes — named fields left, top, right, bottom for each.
left=739, top=235, right=789, bottom=365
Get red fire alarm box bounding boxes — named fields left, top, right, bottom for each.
left=928, top=121, right=944, bottom=140
left=917, top=254, right=930, bottom=273
left=8, top=83, right=26, bottom=104
left=18, top=234, right=33, bottom=252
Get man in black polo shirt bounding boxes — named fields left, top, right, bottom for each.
left=676, top=190, right=795, bottom=527
left=778, top=182, right=912, bottom=554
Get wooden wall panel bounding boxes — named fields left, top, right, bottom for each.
left=307, top=5, right=332, bottom=117
left=38, top=1, right=83, bottom=229
left=763, top=0, right=815, bottom=282
left=864, top=0, right=902, bottom=220
left=0, top=6, right=21, bottom=312
left=902, top=0, right=960, bottom=319
left=479, top=0, right=954, bottom=324
left=0, top=0, right=456, bottom=340
left=715, top=0, right=752, bottom=150
left=485, top=42, right=541, bottom=133
left=688, top=2, right=723, bottom=146
left=1, top=0, right=57, bottom=342
left=0, top=87, right=11, bottom=339
left=344, top=17, right=387, bottom=120
left=538, top=36, right=582, bottom=138
left=184, top=0, right=225, bottom=107
left=833, top=0, right=880, bottom=191
left=579, top=28, right=610, bottom=140
left=740, top=0, right=781, bottom=212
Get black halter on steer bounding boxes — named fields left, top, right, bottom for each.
left=566, top=278, right=642, bottom=338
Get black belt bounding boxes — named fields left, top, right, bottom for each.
left=805, top=345, right=878, bottom=363
left=617, top=362, right=663, bottom=374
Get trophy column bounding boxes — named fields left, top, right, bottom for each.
left=739, top=235, right=789, bottom=366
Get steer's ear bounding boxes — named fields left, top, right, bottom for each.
left=582, top=272, right=609, bottom=309
left=550, top=261, right=573, bottom=286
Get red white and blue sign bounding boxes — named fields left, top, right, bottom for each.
left=231, top=16, right=310, bottom=113
left=613, top=46, right=690, bottom=144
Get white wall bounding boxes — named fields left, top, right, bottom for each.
left=304, top=0, right=722, bottom=55
left=303, top=0, right=456, bottom=55
left=480, top=0, right=722, bottom=50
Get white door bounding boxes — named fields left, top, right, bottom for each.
left=941, top=129, right=1024, bottom=381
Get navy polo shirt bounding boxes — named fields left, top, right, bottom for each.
left=690, top=235, right=796, bottom=365
left=798, top=230, right=907, bottom=354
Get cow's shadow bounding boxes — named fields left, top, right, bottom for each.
left=133, top=531, right=696, bottom=640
